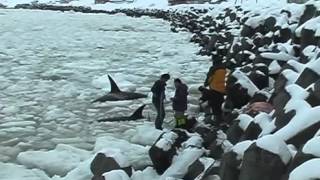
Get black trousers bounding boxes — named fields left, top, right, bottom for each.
left=208, top=90, right=224, bottom=115
left=153, top=98, right=165, bottom=130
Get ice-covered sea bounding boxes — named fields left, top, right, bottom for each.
left=0, top=9, right=209, bottom=179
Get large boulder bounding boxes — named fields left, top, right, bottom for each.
left=193, top=125, right=216, bottom=148
left=288, top=158, right=320, bottom=180
left=219, top=151, right=240, bottom=180
left=298, top=4, right=317, bottom=26
left=149, top=132, right=178, bottom=174
left=239, top=135, right=291, bottom=180
left=295, top=68, right=320, bottom=88
left=90, top=149, right=133, bottom=179
left=273, top=85, right=320, bottom=147
left=306, top=80, right=320, bottom=107
left=226, top=69, right=260, bottom=108
left=161, top=136, right=211, bottom=180
left=283, top=136, right=320, bottom=179
left=226, top=121, right=244, bottom=144
left=219, top=140, right=254, bottom=180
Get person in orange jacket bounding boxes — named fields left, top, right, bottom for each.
left=203, top=58, right=227, bottom=125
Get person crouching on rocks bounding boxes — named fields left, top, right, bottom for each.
left=171, top=78, right=188, bottom=128
left=203, top=58, right=227, bottom=126
left=151, top=73, right=170, bottom=130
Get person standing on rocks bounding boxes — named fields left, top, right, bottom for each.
left=171, top=78, right=189, bottom=128
left=203, top=58, right=227, bottom=125
left=151, top=73, right=170, bottom=130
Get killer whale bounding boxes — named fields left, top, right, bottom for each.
left=97, top=104, right=146, bottom=122
left=92, top=75, right=147, bottom=103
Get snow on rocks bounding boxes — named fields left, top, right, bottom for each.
left=181, top=134, right=203, bottom=149
left=289, top=158, right=320, bottom=180
left=160, top=147, right=205, bottom=179
left=269, top=60, right=282, bottom=74
left=302, top=136, right=320, bottom=157
left=284, top=136, right=320, bottom=179
left=239, top=135, right=291, bottom=180
left=256, top=135, right=292, bottom=164
left=98, top=148, right=131, bottom=168
left=237, top=114, right=253, bottom=131
left=231, top=69, right=260, bottom=96
left=274, top=102, right=320, bottom=146
left=231, top=140, right=254, bottom=160
left=155, top=131, right=178, bottom=151
left=149, top=131, right=179, bottom=174
left=102, top=169, right=131, bottom=180
left=94, top=136, right=151, bottom=169
left=90, top=148, right=133, bottom=179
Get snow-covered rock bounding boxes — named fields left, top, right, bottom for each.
left=289, top=158, right=320, bottom=180
left=302, top=136, right=320, bottom=157
left=256, top=135, right=291, bottom=164
left=90, top=148, right=132, bottom=178
left=161, top=147, right=205, bottom=179
left=94, top=136, right=151, bottom=169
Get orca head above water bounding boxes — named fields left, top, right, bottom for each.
left=92, top=75, right=147, bottom=103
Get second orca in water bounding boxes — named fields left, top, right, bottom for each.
left=97, top=104, right=146, bottom=122
left=92, top=75, right=147, bottom=103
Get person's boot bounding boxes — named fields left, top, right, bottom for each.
left=175, top=115, right=187, bottom=129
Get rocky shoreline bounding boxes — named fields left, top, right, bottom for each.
left=3, top=2, right=320, bottom=180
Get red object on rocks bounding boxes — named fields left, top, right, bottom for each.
left=247, top=102, right=274, bottom=114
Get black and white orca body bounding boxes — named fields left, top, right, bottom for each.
left=92, top=75, right=147, bottom=103
left=97, top=104, right=146, bottom=122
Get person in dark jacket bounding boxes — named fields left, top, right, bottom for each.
left=171, top=78, right=188, bottom=128
left=151, top=74, right=170, bottom=130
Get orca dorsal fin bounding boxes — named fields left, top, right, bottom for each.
left=130, top=104, right=146, bottom=119
left=108, top=75, right=121, bottom=93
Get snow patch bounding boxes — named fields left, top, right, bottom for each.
left=256, top=135, right=291, bottom=164
left=103, top=169, right=131, bottom=180
left=289, top=159, right=320, bottom=180
left=161, top=147, right=204, bottom=179
left=99, top=148, right=131, bottom=167
left=232, top=140, right=254, bottom=160
left=94, top=136, right=151, bottom=169
left=302, top=136, right=320, bottom=157
left=155, top=131, right=178, bottom=151
left=238, top=114, right=254, bottom=131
